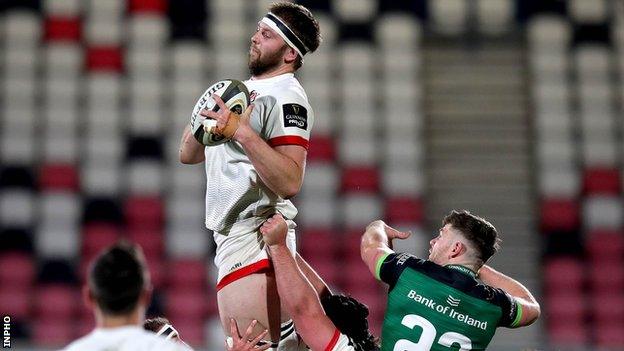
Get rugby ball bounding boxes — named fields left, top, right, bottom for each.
left=190, top=79, right=250, bottom=146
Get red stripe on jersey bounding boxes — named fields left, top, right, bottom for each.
left=268, top=136, right=309, bottom=150
left=216, top=259, right=271, bottom=291
left=323, top=329, right=341, bottom=351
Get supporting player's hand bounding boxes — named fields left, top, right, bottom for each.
left=260, top=213, right=288, bottom=247
left=225, top=319, right=270, bottom=351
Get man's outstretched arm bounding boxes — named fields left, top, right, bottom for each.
left=479, top=265, right=541, bottom=327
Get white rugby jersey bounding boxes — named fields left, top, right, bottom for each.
left=201, top=73, right=314, bottom=234
left=62, top=326, right=189, bottom=351
left=325, top=329, right=356, bottom=351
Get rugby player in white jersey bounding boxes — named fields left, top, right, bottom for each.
left=62, top=243, right=189, bottom=351
left=178, top=3, right=321, bottom=349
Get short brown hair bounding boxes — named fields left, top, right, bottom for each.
left=144, top=316, right=171, bottom=332
left=443, top=210, right=500, bottom=263
left=269, top=2, right=321, bottom=69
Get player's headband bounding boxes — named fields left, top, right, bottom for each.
left=261, top=12, right=309, bottom=58
left=156, top=324, right=179, bottom=340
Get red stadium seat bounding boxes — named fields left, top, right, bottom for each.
left=0, top=251, right=35, bottom=288
left=547, top=320, right=589, bottom=346
left=165, top=288, right=208, bottom=320
left=594, top=322, right=624, bottom=348
left=591, top=293, right=624, bottom=324
left=128, top=0, right=167, bottom=13
left=341, top=229, right=364, bottom=260
left=545, top=291, right=586, bottom=322
left=81, top=223, right=122, bottom=259
left=299, top=228, right=339, bottom=259
left=540, top=198, right=580, bottom=232
left=307, top=134, right=336, bottom=162
left=146, top=257, right=165, bottom=288
left=586, top=230, right=624, bottom=261
left=32, top=317, right=74, bottom=347
left=384, top=196, right=423, bottom=223
left=36, top=284, right=79, bottom=319
left=128, top=226, right=164, bottom=259
left=543, top=257, right=585, bottom=293
left=124, top=196, right=164, bottom=230
left=86, top=46, right=124, bottom=72
left=169, top=316, right=205, bottom=346
left=44, top=17, right=81, bottom=42
left=0, top=287, right=31, bottom=320
left=304, top=256, right=342, bottom=288
left=583, top=168, right=621, bottom=194
left=168, top=259, right=208, bottom=289
left=341, top=166, right=380, bottom=193
left=76, top=314, right=96, bottom=339
left=589, top=259, right=624, bottom=291
left=39, top=163, right=79, bottom=191
left=343, top=260, right=377, bottom=291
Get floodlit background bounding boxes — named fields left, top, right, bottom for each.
left=0, top=0, right=623, bottom=350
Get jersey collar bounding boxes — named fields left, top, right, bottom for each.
left=249, top=72, right=294, bottom=83
left=445, top=264, right=477, bottom=278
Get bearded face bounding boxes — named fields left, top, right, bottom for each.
left=248, top=43, right=288, bottom=76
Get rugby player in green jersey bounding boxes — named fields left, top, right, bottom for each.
left=361, top=210, right=540, bottom=351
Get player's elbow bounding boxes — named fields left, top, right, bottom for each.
left=179, top=151, right=203, bottom=164
left=280, top=183, right=301, bottom=199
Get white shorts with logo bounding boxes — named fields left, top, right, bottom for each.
left=213, top=217, right=297, bottom=291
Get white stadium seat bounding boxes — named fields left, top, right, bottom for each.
left=297, top=196, right=338, bottom=228
left=81, top=161, right=122, bottom=196
left=338, top=132, right=378, bottom=165
left=169, top=163, right=206, bottom=198
left=582, top=140, right=618, bottom=168
left=375, top=14, right=421, bottom=50
left=166, top=222, right=210, bottom=258
left=0, top=189, right=35, bottom=227
left=43, top=0, right=81, bottom=16
left=4, top=48, right=38, bottom=79
left=382, top=166, right=424, bottom=197
left=85, top=17, right=123, bottom=45
left=527, top=16, right=571, bottom=51
left=430, top=0, right=468, bottom=35
left=42, top=130, right=79, bottom=163
left=339, top=44, right=375, bottom=81
left=0, top=129, right=35, bottom=164
left=127, top=47, right=164, bottom=78
left=40, top=192, right=80, bottom=229
left=170, top=43, right=207, bottom=80
left=2, top=105, right=37, bottom=133
left=341, top=193, right=382, bottom=228
left=128, top=103, right=164, bottom=135
left=45, top=44, right=83, bottom=79
left=86, top=0, right=124, bottom=21
left=477, top=0, right=513, bottom=36
left=575, top=45, right=611, bottom=84
left=86, top=73, right=122, bottom=110
left=126, top=160, right=164, bottom=195
left=2, top=11, right=41, bottom=49
left=36, top=224, right=80, bottom=259
left=83, top=133, right=124, bottom=164
left=583, top=196, right=623, bottom=230
left=539, top=168, right=580, bottom=198
left=570, top=0, right=608, bottom=24
left=332, top=0, right=377, bottom=22
left=126, top=15, right=169, bottom=49
left=301, top=163, right=340, bottom=197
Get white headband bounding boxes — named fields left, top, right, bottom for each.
left=156, top=324, right=179, bottom=340
left=260, top=12, right=309, bottom=59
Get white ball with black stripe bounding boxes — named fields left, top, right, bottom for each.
left=190, top=79, right=250, bottom=146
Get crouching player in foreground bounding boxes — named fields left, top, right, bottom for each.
left=256, top=214, right=379, bottom=351
left=361, top=210, right=541, bottom=350
left=63, top=243, right=189, bottom=351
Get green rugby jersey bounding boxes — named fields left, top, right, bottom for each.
left=376, top=253, right=521, bottom=351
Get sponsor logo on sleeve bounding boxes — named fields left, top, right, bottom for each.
left=282, top=103, right=308, bottom=130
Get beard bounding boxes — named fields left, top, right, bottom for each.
left=248, top=45, right=287, bottom=76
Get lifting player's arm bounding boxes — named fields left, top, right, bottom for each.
left=260, top=214, right=339, bottom=351
left=203, top=96, right=306, bottom=199
left=360, top=220, right=411, bottom=278
left=179, top=124, right=205, bottom=164
left=478, top=265, right=541, bottom=327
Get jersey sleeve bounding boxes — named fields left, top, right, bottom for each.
left=264, top=92, right=313, bottom=150
left=493, top=289, right=522, bottom=328
left=376, top=252, right=424, bottom=290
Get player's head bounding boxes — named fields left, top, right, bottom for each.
left=249, top=2, right=321, bottom=76
left=85, top=241, right=151, bottom=319
left=429, top=210, right=500, bottom=268
left=321, top=294, right=380, bottom=351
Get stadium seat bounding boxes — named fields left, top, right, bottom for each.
left=570, top=0, right=608, bottom=23
left=43, top=0, right=81, bottom=16
left=128, top=226, right=164, bottom=259
left=375, top=14, right=421, bottom=50
left=591, top=293, right=624, bottom=324
left=429, top=0, right=467, bottom=35
left=36, top=284, right=79, bottom=319
left=342, top=193, right=382, bottom=229
left=81, top=161, right=122, bottom=196
left=382, top=165, right=424, bottom=197
left=3, top=11, right=41, bottom=49
left=589, top=260, right=624, bottom=292
left=39, top=163, right=80, bottom=191
left=0, top=251, right=35, bottom=287
left=44, top=17, right=81, bottom=42
left=545, top=291, right=586, bottom=322
left=341, top=166, right=380, bottom=193
left=45, top=43, right=83, bottom=78
left=126, top=160, right=164, bottom=195
left=86, top=46, right=124, bottom=72
left=297, top=196, right=338, bottom=228
left=128, top=0, right=167, bottom=14
left=594, top=322, right=624, bottom=347
left=166, top=223, right=210, bottom=259
left=476, top=0, right=513, bottom=35
left=547, top=320, right=589, bottom=346
left=307, top=134, right=336, bottom=162
left=540, top=198, right=580, bottom=232
left=582, top=195, right=623, bottom=230
left=543, top=257, right=585, bottom=293
left=81, top=223, right=122, bottom=260
left=127, top=15, right=169, bottom=49
left=124, top=196, right=164, bottom=229
left=384, top=196, right=423, bottom=224
left=0, top=189, right=35, bottom=227
left=300, top=162, right=339, bottom=197
left=339, top=134, right=378, bottom=165
left=32, top=317, right=74, bottom=347
left=332, top=0, right=377, bottom=22
left=127, top=47, right=164, bottom=77
left=168, top=259, right=208, bottom=289
left=0, top=287, right=31, bottom=320
left=168, top=316, right=206, bottom=346
left=586, top=230, right=624, bottom=261
left=85, top=17, right=124, bottom=45
left=165, top=289, right=208, bottom=320
left=303, top=255, right=342, bottom=289
left=299, top=228, right=339, bottom=259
